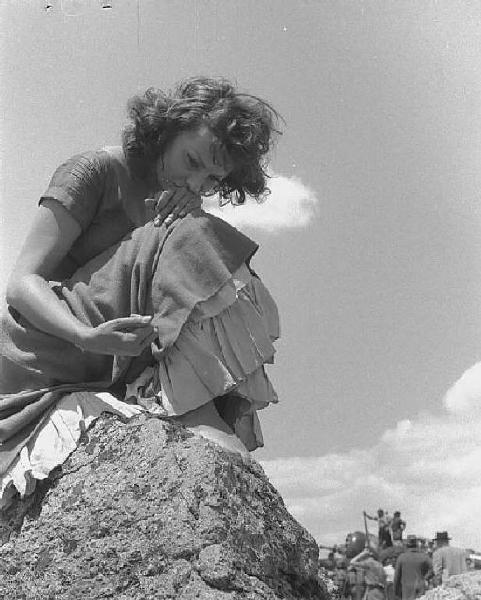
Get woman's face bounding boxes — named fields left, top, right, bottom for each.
left=156, top=125, right=233, bottom=196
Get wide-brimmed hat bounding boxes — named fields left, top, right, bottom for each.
left=434, top=531, right=451, bottom=542
left=406, top=535, right=418, bottom=548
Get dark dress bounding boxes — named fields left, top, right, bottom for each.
left=0, top=149, right=280, bottom=499
left=38, top=146, right=153, bottom=281
left=1, top=146, right=151, bottom=394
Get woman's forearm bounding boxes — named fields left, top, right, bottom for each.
left=6, top=274, right=156, bottom=356
left=6, top=274, right=90, bottom=347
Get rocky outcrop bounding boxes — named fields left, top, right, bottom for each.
left=0, top=413, right=329, bottom=599
left=419, top=572, right=481, bottom=600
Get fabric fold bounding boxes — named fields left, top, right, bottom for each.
left=124, top=268, right=279, bottom=449
left=1, top=212, right=259, bottom=475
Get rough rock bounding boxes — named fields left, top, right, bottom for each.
left=0, top=413, right=330, bottom=599
left=418, top=572, right=481, bottom=600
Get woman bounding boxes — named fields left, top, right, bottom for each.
left=0, top=77, right=281, bottom=503
left=3, top=75, right=279, bottom=361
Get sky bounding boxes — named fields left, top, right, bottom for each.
left=1, top=0, right=481, bottom=551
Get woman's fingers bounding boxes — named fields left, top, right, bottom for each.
left=173, top=192, right=202, bottom=219
left=81, top=315, right=157, bottom=356
left=112, top=327, right=157, bottom=355
left=155, top=190, right=175, bottom=213
left=171, top=188, right=201, bottom=216
left=162, top=190, right=201, bottom=226
left=153, top=190, right=177, bottom=223
left=152, top=188, right=201, bottom=227
left=110, top=315, right=153, bottom=329
left=144, top=197, right=160, bottom=220
left=135, top=325, right=158, bottom=346
left=117, top=314, right=157, bottom=351
left=153, top=192, right=177, bottom=227
left=108, top=316, right=155, bottom=352
left=119, top=329, right=156, bottom=352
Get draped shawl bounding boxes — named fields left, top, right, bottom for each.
left=0, top=212, right=258, bottom=474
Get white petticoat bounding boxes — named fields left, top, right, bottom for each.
left=0, top=392, right=143, bottom=509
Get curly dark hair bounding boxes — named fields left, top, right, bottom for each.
left=122, top=76, right=282, bottom=204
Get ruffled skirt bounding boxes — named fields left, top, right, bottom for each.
left=125, top=264, right=279, bottom=446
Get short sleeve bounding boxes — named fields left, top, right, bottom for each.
left=39, top=151, right=107, bottom=232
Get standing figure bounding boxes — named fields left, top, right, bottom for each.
left=391, top=511, right=406, bottom=546
left=383, top=557, right=396, bottom=600
left=334, top=557, right=349, bottom=600
left=349, top=548, right=387, bottom=600
left=394, top=535, right=433, bottom=600
left=365, top=509, right=393, bottom=549
left=432, top=531, right=468, bottom=586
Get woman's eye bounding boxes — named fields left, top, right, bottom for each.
left=187, top=154, right=199, bottom=169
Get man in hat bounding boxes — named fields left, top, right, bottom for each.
left=394, top=535, right=433, bottom=600
left=432, top=531, right=468, bottom=586
left=391, top=511, right=406, bottom=546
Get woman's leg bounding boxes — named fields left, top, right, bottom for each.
left=214, top=394, right=259, bottom=452
left=176, top=400, right=250, bottom=458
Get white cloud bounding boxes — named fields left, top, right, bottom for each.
left=443, top=362, right=481, bottom=416
left=260, top=363, right=481, bottom=552
left=203, top=174, right=319, bottom=232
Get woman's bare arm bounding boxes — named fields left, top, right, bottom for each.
left=6, top=200, right=155, bottom=356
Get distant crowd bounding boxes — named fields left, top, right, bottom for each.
left=320, top=508, right=478, bottom=600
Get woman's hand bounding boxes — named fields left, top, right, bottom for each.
left=78, top=315, right=157, bottom=356
left=145, top=187, right=202, bottom=227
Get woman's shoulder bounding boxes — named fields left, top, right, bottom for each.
left=40, top=148, right=125, bottom=231
left=47, top=148, right=116, bottom=185
left=57, top=146, right=125, bottom=171
left=98, top=145, right=142, bottom=185
left=99, top=145, right=126, bottom=167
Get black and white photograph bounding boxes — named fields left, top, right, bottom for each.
left=1, top=1, right=480, bottom=598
